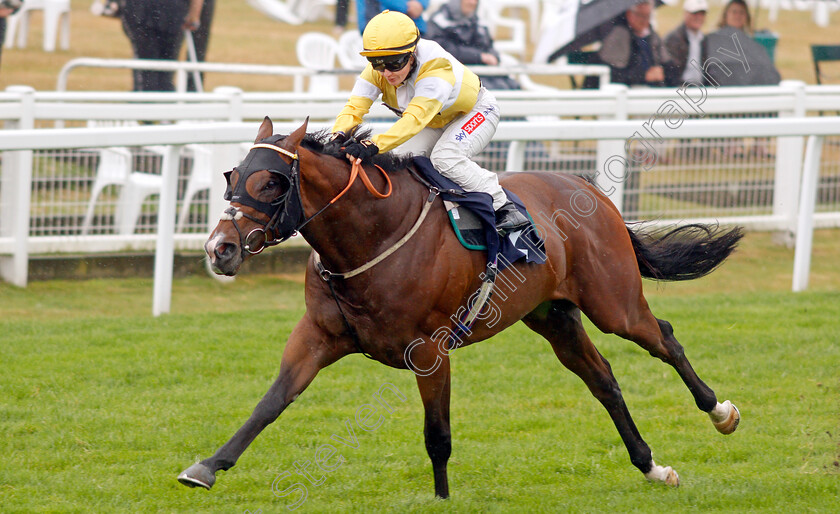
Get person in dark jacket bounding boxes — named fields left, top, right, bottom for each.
left=186, top=0, right=215, bottom=92
left=121, top=0, right=203, bottom=92
left=598, top=0, right=676, bottom=87
left=426, top=0, right=520, bottom=90
left=664, top=0, right=708, bottom=87
left=0, top=0, right=23, bottom=70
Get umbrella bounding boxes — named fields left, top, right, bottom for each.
left=703, top=27, right=781, bottom=86
left=533, top=0, right=662, bottom=64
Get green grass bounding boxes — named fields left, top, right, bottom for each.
left=1, top=231, right=839, bottom=512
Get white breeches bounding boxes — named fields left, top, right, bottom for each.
left=393, top=87, right=506, bottom=210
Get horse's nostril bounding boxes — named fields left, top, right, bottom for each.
left=215, top=242, right=235, bottom=260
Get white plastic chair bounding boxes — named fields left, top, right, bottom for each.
left=246, top=0, right=303, bottom=24
left=478, top=2, right=527, bottom=57
left=498, top=52, right=560, bottom=93
left=495, top=0, right=542, bottom=43
left=296, top=32, right=341, bottom=94
left=80, top=148, right=164, bottom=235
left=288, top=0, right=337, bottom=22
left=176, top=144, right=214, bottom=233
left=81, top=121, right=165, bottom=235
left=3, top=0, right=71, bottom=52
left=337, top=30, right=367, bottom=70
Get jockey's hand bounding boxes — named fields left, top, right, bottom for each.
left=343, top=139, right=379, bottom=164
left=329, top=131, right=346, bottom=143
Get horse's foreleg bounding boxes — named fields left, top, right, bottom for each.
left=414, top=355, right=452, bottom=499
left=178, top=314, right=349, bottom=489
left=524, top=301, right=679, bottom=486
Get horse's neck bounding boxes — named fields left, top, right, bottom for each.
left=299, top=155, right=422, bottom=273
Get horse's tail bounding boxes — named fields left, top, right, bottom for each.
left=626, top=223, right=744, bottom=281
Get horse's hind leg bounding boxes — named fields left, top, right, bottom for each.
left=596, top=296, right=740, bottom=435
left=523, top=300, right=679, bottom=485
left=651, top=317, right=739, bottom=433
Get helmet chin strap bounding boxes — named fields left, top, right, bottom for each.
left=397, top=54, right=418, bottom=86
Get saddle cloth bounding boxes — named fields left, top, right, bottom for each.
left=411, top=156, right=545, bottom=270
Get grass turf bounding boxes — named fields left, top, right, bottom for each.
left=1, top=230, right=839, bottom=511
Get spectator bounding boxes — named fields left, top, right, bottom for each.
left=718, top=0, right=752, bottom=35
left=120, top=0, right=203, bottom=92
left=664, top=0, right=708, bottom=87
left=598, top=0, right=676, bottom=87
left=356, top=1, right=429, bottom=35
left=187, top=0, right=215, bottom=92
left=426, top=0, right=520, bottom=90
left=0, top=0, right=23, bottom=70
left=334, top=0, right=349, bottom=35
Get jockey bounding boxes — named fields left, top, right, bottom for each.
left=332, top=9, right=529, bottom=234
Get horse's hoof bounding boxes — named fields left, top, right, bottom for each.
left=177, top=462, right=216, bottom=490
left=664, top=467, right=680, bottom=487
left=710, top=400, right=740, bottom=435
left=644, top=463, right=680, bottom=487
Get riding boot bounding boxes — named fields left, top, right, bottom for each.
left=495, top=201, right=530, bottom=234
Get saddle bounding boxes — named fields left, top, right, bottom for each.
left=410, top=157, right=545, bottom=271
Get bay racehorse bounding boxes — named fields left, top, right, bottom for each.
left=178, top=117, right=743, bottom=497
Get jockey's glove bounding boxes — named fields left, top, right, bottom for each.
left=329, top=131, right=345, bottom=143
left=343, top=139, right=379, bottom=161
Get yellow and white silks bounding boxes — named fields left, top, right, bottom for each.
left=333, top=39, right=507, bottom=210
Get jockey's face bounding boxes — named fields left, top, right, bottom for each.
left=380, top=54, right=414, bottom=86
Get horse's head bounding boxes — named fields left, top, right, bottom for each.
left=205, top=117, right=308, bottom=276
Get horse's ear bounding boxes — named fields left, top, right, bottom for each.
left=255, top=116, right=273, bottom=143
left=286, top=116, right=309, bottom=149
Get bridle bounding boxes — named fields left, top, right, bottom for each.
left=221, top=135, right=437, bottom=360
left=221, top=138, right=393, bottom=257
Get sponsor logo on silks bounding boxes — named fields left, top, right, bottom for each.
left=455, top=131, right=467, bottom=142
left=461, top=112, right=486, bottom=134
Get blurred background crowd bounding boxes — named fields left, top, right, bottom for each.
left=0, top=0, right=836, bottom=93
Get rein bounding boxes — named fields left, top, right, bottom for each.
left=292, top=159, right=393, bottom=235
left=330, top=159, right=393, bottom=204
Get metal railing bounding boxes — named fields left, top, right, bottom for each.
left=55, top=57, right=612, bottom=94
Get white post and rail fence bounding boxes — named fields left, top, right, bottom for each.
left=1, top=82, right=839, bottom=315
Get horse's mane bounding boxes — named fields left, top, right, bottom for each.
left=276, top=126, right=415, bottom=173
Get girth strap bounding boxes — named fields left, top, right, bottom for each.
left=314, top=188, right=438, bottom=359
left=314, top=189, right=438, bottom=281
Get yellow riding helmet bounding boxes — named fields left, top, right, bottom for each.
left=360, top=10, right=420, bottom=57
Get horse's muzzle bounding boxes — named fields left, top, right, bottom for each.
left=205, top=233, right=242, bottom=276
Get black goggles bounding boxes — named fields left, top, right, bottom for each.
left=367, top=53, right=412, bottom=72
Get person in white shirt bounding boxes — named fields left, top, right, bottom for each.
left=664, top=0, right=708, bottom=86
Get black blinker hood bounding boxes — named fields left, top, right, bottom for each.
left=224, top=135, right=304, bottom=242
